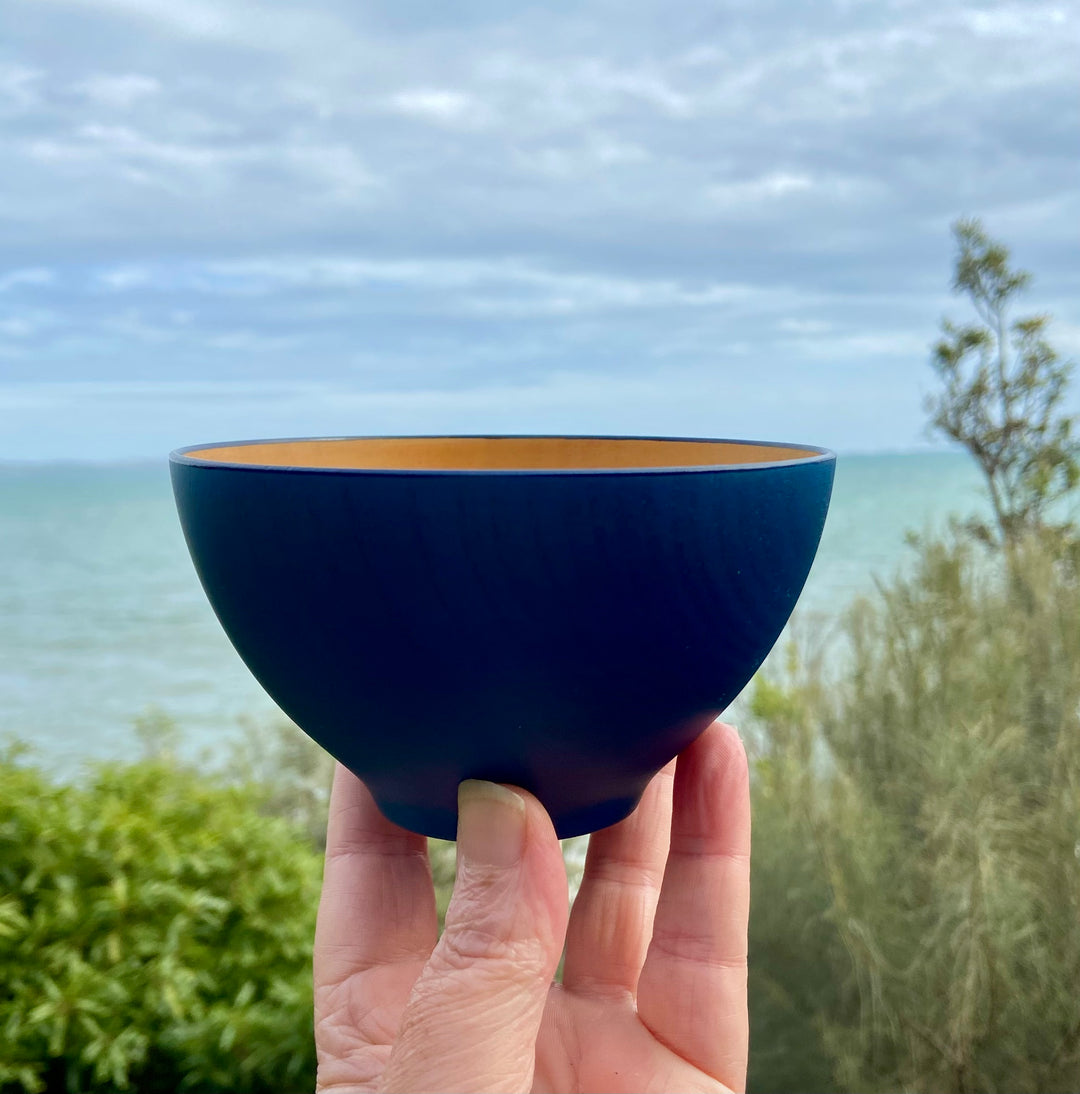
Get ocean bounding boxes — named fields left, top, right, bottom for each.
left=0, top=452, right=989, bottom=773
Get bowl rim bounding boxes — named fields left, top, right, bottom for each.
left=169, top=434, right=836, bottom=476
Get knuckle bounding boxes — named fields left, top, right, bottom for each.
left=435, top=922, right=550, bottom=981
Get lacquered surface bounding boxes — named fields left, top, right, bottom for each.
left=170, top=434, right=834, bottom=838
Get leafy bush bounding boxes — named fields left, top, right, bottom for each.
left=0, top=751, right=321, bottom=1093
left=0, top=711, right=581, bottom=1094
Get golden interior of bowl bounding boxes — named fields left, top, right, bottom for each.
left=188, top=436, right=820, bottom=471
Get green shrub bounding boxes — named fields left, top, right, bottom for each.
left=0, top=750, right=321, bottom=1093
left=0, top=714, right=584, bottom=1093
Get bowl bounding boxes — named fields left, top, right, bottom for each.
left=170, top=435, right=834, bottom=838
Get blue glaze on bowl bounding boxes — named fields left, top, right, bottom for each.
left=169, top=435, right=834, bottom=838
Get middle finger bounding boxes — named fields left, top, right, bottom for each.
left=560, top=759, right=675, bottom=1000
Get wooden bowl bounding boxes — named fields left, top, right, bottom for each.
left=170, top=435, right=834, bottom=838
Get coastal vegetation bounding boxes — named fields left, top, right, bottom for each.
left=747, top=527, right=1080, bottom=1093
left=0, top=744, right=320, bottom=1093
left=746, top=219, right=1080, bottom=1093
left=1, top=220, right=1077, bottom=1092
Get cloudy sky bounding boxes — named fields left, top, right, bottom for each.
left=1, top=0, right=1077, bottom=459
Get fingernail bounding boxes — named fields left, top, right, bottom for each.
left=457, top=780, right=526, bottom=868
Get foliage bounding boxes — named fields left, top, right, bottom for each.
left=748, top=531, right=1080, bottom=1093
left=927, top=217, right=1079, bottom=548
left=746, top=216, right=1080, bottom=1092
left=0, top=752, right=321, bottom=1094
left=747, top=722, right=851, bottom=1091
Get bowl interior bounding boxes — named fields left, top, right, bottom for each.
left=182, top=435, right=824, bottom=471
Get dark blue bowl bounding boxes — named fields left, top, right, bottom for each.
left=170, top=435, right=834, bottom=838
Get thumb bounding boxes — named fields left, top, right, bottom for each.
left=380, top=781, right=569, bottom=1094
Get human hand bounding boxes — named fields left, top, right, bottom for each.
left=313, top=721, right=750, bottom=1093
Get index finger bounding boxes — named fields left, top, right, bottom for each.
left=636, top=722, right=751, bottom=1093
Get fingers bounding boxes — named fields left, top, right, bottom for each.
left=314, top=764, right=438, bottom=988
left=636, top=722, right=751, bottom=1094
left=314, top=766, right=441, bottom=1090
left=561, top=761, right=675, bottom=999
left=380, top=782, right=570, bottom=1094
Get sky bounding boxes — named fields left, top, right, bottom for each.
left=1, top=0, right=1078, bottom=460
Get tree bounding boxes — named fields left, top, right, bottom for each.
left=927, top=218, right=1079, bottom=548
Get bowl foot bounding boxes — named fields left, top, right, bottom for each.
left=376, top=791, right=644, bottom=842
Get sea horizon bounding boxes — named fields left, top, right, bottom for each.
left=0, top=440, right=958, bottom=467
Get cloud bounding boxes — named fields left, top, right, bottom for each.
left=199, top=254, right=754, bottom=307
left=386, top=88, right=491, bottom=127
left=564, top=59, right=694, bottom=117
left=512, top=134, right=651, bottom=180
left=74, top=73, right=162, bottom=108
left=0, top=64, right=45, bottom=111
left=29, top=123, right=250, bottom=169
left=1049, top=320, right=1080, bottom=356
left=779, top=318, right=832, bottom=335
left=31, top=0, right=369, bottom=67
left=0, top=309, right=61, bottom=339
left=959, top=3, right=1071, bottom=38
left=34, top=0, right=230, bottom=40
left=706, top=172, right=816, bottom=207
left=0, top=268, right=55, bottom=293
left=96, top=267, right=153, bottom=291
left=22, top=122, right=378, bottom=206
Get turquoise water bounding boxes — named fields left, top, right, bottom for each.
left=0, top=453, right=987, bottom=771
